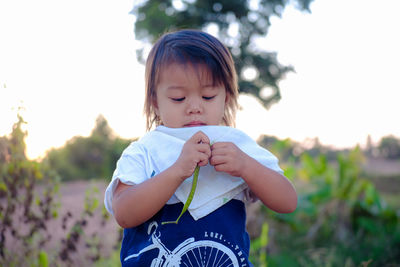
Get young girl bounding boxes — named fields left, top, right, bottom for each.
left=104, top=29, right=297, bottom=266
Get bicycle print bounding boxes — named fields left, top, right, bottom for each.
left=124, top=221, right=240, bottom=267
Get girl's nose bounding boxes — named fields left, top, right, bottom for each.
left=187, top=98, right=202, bottom=114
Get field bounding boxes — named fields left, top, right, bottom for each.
left=49, top=156, right=399, bottom=263
left=3, top=155, right=396, bottom=265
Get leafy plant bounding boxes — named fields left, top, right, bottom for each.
left=0, top=112, right=121, bottom=266
left=59, top=185, right=111, bottom=265
left=251, top=147, right=400, bottom=266
left=0, top=113, right=59, bottom=266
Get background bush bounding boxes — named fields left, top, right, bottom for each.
left=45, top=115, right=133, bottom=182
left=250, top=141, right=400, bottom=266
left=0, top=114, right=120, bottom=266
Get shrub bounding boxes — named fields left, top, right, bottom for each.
left=250, top=148, right=400, bottom=266
left=0, top=113, right=120, bottom=266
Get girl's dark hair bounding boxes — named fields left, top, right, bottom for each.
left=144, top=29, right=239, bottom=130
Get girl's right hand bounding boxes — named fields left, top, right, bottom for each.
left=173, top=131, right=211, bottom=181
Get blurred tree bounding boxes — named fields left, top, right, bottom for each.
left=378, top=135, right=400, bottom=159
left=46, top=115, right=133, bottom=181
left=92, top=114, right=113, bottom=140
left=131, top=0, right=314, bottom=108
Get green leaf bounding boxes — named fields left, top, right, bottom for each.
left=38, top=251, right=49, bottom=267
left=0, top=181, right=7, bottom=192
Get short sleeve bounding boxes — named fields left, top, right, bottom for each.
left=256, top=146, right=284, bottom=175
left=104, top=142, right=152, bottom=215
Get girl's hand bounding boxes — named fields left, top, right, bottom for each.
left=173, top=131, right=211, bottom=181
left=210, top=142, right=249, bottom=177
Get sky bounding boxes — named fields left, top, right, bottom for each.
left=1, top=0, right=399, bottom=159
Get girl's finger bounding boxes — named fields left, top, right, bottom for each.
left=211, top=142, right=229, bottom=149
left=198, top=143, right=212, bottom=158
left=211, top=148, right=226, bottom=157
left=198, top=153, right=209, bottom=167
left=213, top=162, right=229, bottom=173
left=191, top=131, right=210, bottom=145
left=209, top=155, right=225, bottom=166
left=211, top=144, right=234, bottom=157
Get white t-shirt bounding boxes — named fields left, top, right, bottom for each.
left=104, top=126, right=283, bottom=220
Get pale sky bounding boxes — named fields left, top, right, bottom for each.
left=1, top=0, right=399, bottom=159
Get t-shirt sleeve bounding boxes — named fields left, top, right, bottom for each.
left=104, top=142, right=151, bottom=215
left=259, top=146, right=284, bottom=175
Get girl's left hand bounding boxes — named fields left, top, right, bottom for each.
left=209, top=142, right=249, bottom=177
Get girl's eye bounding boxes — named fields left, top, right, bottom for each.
left=203, top=96, right=215, bottom=100
left=171, top=97, right=185, bottom=102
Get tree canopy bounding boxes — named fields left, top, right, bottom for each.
left=45, top=115, right=133, bottom=181
left=132, top=0, right=314, bottom=108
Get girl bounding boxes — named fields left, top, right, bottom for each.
left=104, top=29, right=297, bottom=266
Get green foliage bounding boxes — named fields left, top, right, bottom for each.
left=0, top=113, right=121, bottom=266
left=38, top=250, right=49, bottom=267
left=0, top=113, right=59, bottom=265
left=377, top=135, right=400, bottom=159
left=132, top=0, right=314, bottom=108
left=258, top=135, right=345, bottom=164
left=250, top=147, right=400, bottom=266
left=250, top=222, right=269, bottom=267
left=94, top=248, right=121, bottom=267
left=58, top=185, right=112, bottom=265
left=259, top=133, right=400, bottom=162
left=45, top=114, right=133, bottom=181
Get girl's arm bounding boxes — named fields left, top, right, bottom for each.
left=112, top=165, right=183, bottom=228
left=210, top=142, right=297, bottom=213
left=112, top=131, right=211, bottom=228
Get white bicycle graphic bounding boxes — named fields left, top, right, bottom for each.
left=124, top=221, right=239, bottom=267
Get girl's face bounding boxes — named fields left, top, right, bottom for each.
left=154, top=63, right=227, bottom=128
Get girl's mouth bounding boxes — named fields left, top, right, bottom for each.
left=184, top=121, right=206, bottom=127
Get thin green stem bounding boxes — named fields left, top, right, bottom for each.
left=162, top=165, right=200, bottom=225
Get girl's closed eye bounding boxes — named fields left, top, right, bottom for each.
left=203, top=95, right=216, bottom=100
left=171, top=97, right=185, bottom=102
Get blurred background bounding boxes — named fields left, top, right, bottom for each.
left=1, top=0, right=399, bottom=266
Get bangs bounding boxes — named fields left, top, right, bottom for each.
left=155, top=44, right=225, bottom=87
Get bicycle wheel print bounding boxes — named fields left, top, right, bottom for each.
left=166, top=240, right=239, bottom=267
